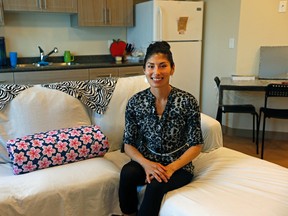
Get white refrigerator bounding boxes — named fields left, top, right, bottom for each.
left=127, top=0, right=204, bottom=102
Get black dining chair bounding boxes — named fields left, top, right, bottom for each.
left=214, top=76, right=259, bottom=153
left=258, top=83, right=288, bottom=159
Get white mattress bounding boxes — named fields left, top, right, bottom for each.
left=0, top=157, right=121, bottom=216
left=106, top=148, right=288, bottom=216
left=159, top=147, right=288, bottom=216
left=1, top=147, right=287, bottom=216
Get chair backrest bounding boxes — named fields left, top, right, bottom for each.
left=264, top=83, right=288, bottom=107
left=266, top=83, right=288, bottom=97
left=214, top=76, right=221, bottom=88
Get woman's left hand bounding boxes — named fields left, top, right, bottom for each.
left=143, top=161, right=169, bottom=183
left=147, top=164, right=175, bottom=183
left=163, top=164, right=176, bottom=179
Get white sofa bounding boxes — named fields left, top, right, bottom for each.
left=0, top=75, right=287, bottom=216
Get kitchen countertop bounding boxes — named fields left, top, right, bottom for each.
left=0, top=55, right=143, bottom=73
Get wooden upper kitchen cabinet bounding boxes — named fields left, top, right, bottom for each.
left=44, top=0, right=77, bottom=13
left=71, top=0, right=133, bottom=27
left=3, top=0, right=39, bottom=12
left=0, top=0, right=4, bottom=26
left=106, top=0, right=133, bottom=26
left=3, top=0, right=77, bottom=13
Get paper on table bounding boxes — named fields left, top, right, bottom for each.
left=231, top=75, right=256, bottom=81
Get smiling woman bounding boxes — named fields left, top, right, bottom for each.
left=118, top=41, right=203, bottom=216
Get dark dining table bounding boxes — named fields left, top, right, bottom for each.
left=218, top=77, right=288, bottom=106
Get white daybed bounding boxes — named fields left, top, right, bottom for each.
left=0, top=75, right=287, bottom=216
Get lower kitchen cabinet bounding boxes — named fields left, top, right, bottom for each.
left=14, top=69, right=89, bottom=84
left=118, top=66, right=143, bottom=77
left=10, top=66, right=143, bottom=85
left=89, top=66, right=143, bottom=79
left=0, top=72, right=14, bottom=84
left=89, top=68, right=118, bottom=79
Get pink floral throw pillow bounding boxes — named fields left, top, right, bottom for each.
left=7, top=125, right=109, bottom=175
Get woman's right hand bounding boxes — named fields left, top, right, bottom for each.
left=142, top=160, right=169, bottom=183
left=124, top=144, right=169, bottom=183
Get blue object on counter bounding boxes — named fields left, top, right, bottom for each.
left=37, top=61, right=50, bottom=66
left=9, top=52, right=17, bottom=68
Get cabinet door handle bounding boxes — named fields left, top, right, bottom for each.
left=158, top=6, right=163, bottom=41
left=103, top=8, right=106, bottom=24
left=94, top=74, right=112, bottom=78
left=0, top=0, right=4, bottom=25
left=43, top=0, right=47, bottom=10
left=122, top=73, right=141, bottom=77
left=37, top=0, right=41, bottom=9
left=106, top=8, right=110, bottom=24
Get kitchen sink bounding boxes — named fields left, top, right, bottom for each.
left=17, top=62, right=80, bottom=68
left=40, top=62, right=80, bottom=67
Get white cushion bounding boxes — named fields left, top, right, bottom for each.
left=92, top=75, right=149, bottom=152
left=200, top=113, right=223, bottom=152
left=0, top=86, right=91, bottom=161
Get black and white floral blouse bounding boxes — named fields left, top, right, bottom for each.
left=123, top=87, right=203, bottom=174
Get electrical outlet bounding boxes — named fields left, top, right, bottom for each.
left=108, top=40, right=113, bottom=49
left=279, top=0, right=287, bottom=13
left=229, top=38, right=235, bottom=49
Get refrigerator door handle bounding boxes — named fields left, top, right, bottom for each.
left=157, top=6, right=163, bottom=41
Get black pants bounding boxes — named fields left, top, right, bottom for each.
left=119, top=160, right=193, bottom=216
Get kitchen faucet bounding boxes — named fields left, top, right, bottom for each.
left=38, top=46, right=58, bottom=62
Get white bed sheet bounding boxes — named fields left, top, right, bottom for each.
left=159, top=147, right=288, bottom=216
left=2, top=147, right=287, bottom=216
left=0, top=157, right=121, bottom=216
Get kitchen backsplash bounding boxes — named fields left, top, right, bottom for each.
left=0, top=13, right=127, bottom=57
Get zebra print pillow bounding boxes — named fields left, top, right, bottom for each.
left=0, top=78, right=118, bottom=115
left=0, top=84, right=32, bottom=110
left=42, top=78, right=118, bottom=114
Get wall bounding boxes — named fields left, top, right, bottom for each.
left=0, top=13, right=126, bottom=57
left=1, top=1, right=288, bottom=133
left=235, top=0, right=288, bottom=132
left=237, top=0, right=288, bottom=74
left=201, top=0, right=240, bottom=117
left=202, top=0, right=288, bottom=132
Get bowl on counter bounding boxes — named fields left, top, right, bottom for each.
left=126, top=56, right=142, bottom=63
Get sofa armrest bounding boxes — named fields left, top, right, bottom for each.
left=200, top=113, right=223, bottom=152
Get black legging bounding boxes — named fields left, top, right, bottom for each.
left=119, top=160, right=193, bottom=216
